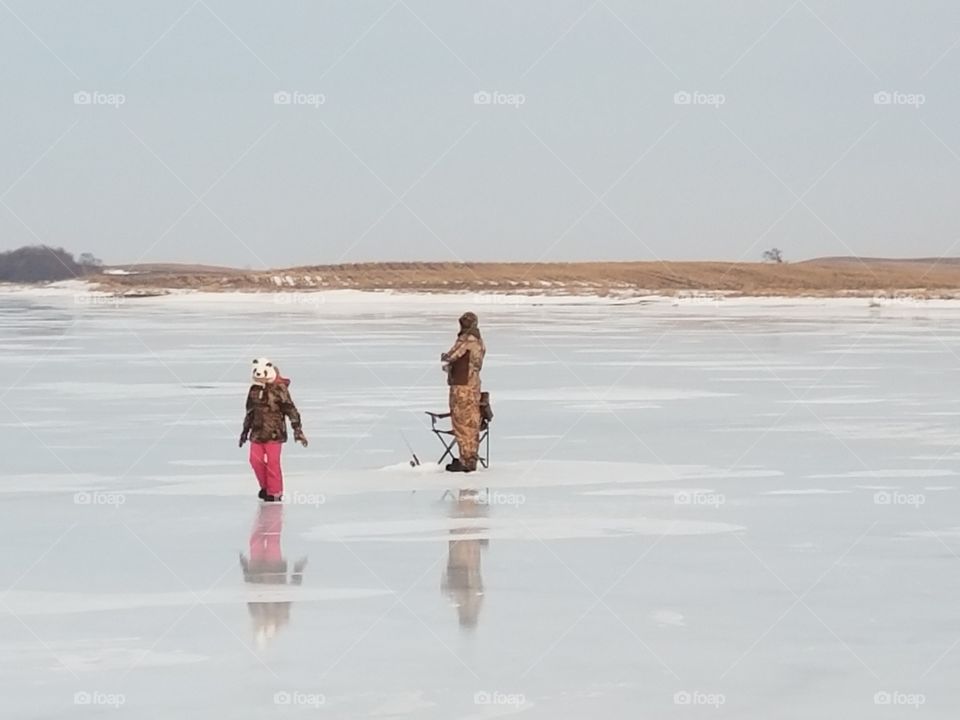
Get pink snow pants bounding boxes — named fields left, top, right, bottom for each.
left=249, top=441, right=283, bottom=497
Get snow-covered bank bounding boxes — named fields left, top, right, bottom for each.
left=7, top=279, right=960, bottom=314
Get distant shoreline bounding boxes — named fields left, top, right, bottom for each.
left=74, top=259, right=960, bottom=299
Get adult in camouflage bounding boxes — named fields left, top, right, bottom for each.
left=441, top=312, right=486, bottom=472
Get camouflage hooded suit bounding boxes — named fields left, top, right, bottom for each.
left=442, top=312, right=486, bottom=471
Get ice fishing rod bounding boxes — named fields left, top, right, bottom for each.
left=400, top=430, right=420, bottom=467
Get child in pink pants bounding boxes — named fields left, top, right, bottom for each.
left=239, top=358, right=308, bottom=501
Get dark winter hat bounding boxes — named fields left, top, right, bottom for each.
left=458, top=312, right=481, bottom=339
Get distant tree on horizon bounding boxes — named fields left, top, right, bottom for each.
left=762, top=248, right=784, bottom=263
left=0, top=245, right=84, bottom=283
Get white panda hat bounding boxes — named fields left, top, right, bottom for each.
left=251, top=357, right=278, bottom=384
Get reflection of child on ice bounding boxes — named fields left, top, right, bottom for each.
left=239, top=358, right=308, bottom=501
left=239, top=503, right=308, bottom=649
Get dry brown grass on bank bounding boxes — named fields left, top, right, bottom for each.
left=93, top=259, right=960, bottom=297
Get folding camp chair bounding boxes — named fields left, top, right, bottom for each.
left=425, top=392, right=492, bottom=469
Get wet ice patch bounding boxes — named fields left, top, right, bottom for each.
left=62, top=647, right=208, bottom=671
left=168, top=459, right=245, bottom=468
left=582, top=488, right=716, bottom=498
left=2, top=587, right=393, bottom=616
left=0, top=474, right=126, bottom=494
left=651, top=610, right=686, bottom=627
left=0, top=419, right=88, bottom=429
left=763, top=489, right=851, bottom=496
left=0, top=639, right=208, bottom=672
left=296, top=461, right=735, bottom=497
left=680, top=468, right=782, bottom=480
left=304, top=516, right=743, bottom=543
left=568, top=401, right=662, bottom=411
left=780, top=397, right=886, bottom=405
left=902, top=528, right=960, bottom=539
left=368, top=690, right=436, bottom=717
left=498, top=387, right=734, bottom=404
left=310, top=431, right=372, bottom=439
left=28, top=381, right=237, bottom=400
left=811, top=470, right=956, bottom=479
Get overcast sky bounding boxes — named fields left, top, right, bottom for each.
left=1, top=1, right=959, bottom=268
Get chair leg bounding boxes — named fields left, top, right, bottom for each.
left=434, top=432, right=456, bottom=465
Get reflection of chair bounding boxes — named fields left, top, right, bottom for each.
left=426, top=392, right=492, bottom=468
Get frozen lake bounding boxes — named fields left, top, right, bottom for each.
left=2, top=291, right=960, bottom=718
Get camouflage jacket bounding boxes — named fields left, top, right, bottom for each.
left=242, top=380, right=302, bottom=443
left=444, top=334, right=486, bottom=388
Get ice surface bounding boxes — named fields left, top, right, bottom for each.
left=3, top=291, right=960, bottom=717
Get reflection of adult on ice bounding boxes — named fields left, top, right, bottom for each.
left=441, top=313, right=486, bottom=473
left=239, top=358, right=308, bottom=501
left=442, top=489, right=488, bottom=629
left=239, top=503, right=308, bottom=649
